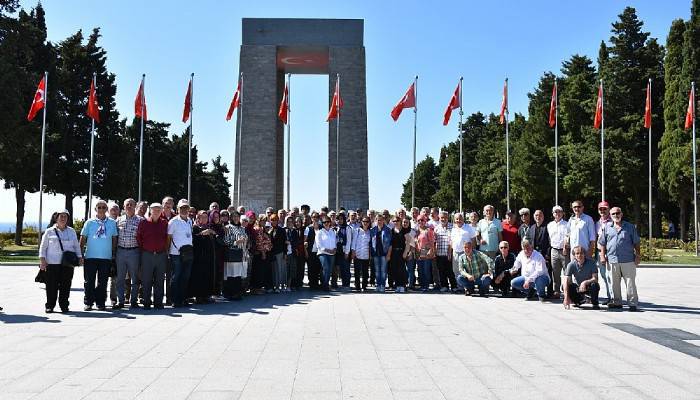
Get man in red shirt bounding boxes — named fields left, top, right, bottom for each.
left=137, top=203, right=169, bottom=309
left=502, top=211, right=521, bottom=254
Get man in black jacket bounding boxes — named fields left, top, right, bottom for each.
left=527, top=210, right=553, bottom=297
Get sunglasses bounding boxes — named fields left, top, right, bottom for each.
left=97, top=206, right=107, bottom=210
left=499, top=246, right=508, bottom=249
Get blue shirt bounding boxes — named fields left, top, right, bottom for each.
left=567, top=213, right=596, bottom=252
left=598, top=221, right=640, bottom=263
left=81, top=217, right=118, bottom=259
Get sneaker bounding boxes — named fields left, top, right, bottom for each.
left=84, top=305, right=93, bottom=311
left=440, top=287, right=449, bottom=293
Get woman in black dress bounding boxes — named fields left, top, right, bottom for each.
left=188, top=211, right=217, bottom=304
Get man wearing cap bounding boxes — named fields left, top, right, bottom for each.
left=80, top=199, right=118, bottom=311
left=517, top=208, right=532, bottom=243
left=168, top=199, right=194, bottom=308
left=137, top=203, right=169, bottom=309
left=565, top=200, right=596, bottom=258
left=598, top=207, right=641, bottom=311
left=547, top=205, right=569, bottom=298
left=595, top=201, right=613, bottom=304
left=115, top=198, right=143, bottom=308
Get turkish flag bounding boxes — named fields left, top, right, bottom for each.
left=685, top=85, right=694, bottom=130
left=548, top=82, right=557, bottom=128
left=86, top=78, right=100, bottom=123
left=278, top=81, right=289, bottom=124
left=594, top=83, right=603, bottom=129
left=644, top=81, right=651, bottom=129
left=182, top=79, right=192, bottom=123
left=326, top=76, right=343, bottom=122
left=499, top=80, right=508, bottom=124
left=226, top=79, right=241, bottom=121
left=27, top=76, right=46, bottom=121
left=390, top=82, right=416, bottom=121
left=135, top=80, right=147, bottom=120
left=443, top=81, right=461, bottom=126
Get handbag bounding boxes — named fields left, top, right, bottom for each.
left=225, top=247, right=243, bottom=263
left=35, top=269, right=46, bottom=283
left=55, top=228, right=79, bottom=267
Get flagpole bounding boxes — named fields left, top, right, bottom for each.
left=647, top=78, right=652, bottom=242
left=335, top=73, right=340, bottom=211
left=693, top=81, right=698, bottom=257
left=138, top=74, right=145, bottom=202
left=187, top=73, right=193, bottom=201
left=412, top=75, right=418, bottom=210
left=554, top=78, right=559, bottom=207
left=38, top=71, right=48, bottom=245
left=237, top=73, right=243, bottom=206
left=286, top=73, right=291, bottom=210
left=458, top=77, right=463, bottom=213
left=601, top=79, right=605, bottom=202
left=88, top=72, right=96, bottom=219
left=505, top=78, right=510, bottom=211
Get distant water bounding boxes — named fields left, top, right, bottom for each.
left=0, top=222, right=39, bottom=233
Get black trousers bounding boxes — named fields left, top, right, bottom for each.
left=568, top=282, right=600, bottom=305
left=251, top=254, right=271, bottom=290
left=307, top=252, right=322, bottom=289
left=354, top=259, right=369, bottom=290
left=492, top=270, right=514, bottom=296
left=293, top=254, right=306, bottom=288
left=46, top=264, right=74, bottom=310
left=390, top=249, right=407, bottom=287
left=84, top=258, right=111, bottom=307
left=436, top=255, right=456, bottom=290
left=223, top=276, right=242, bottom=298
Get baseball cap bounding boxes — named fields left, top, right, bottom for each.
left=552, top=205, right=564, bottom=213
left=598, top=201, right=610, bottom=209
left=149, top=202, right=163, bottom=209
left=177, top=199, right=190, bottom=208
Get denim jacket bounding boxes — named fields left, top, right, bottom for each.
left=369, top=225, right=392, bottom=257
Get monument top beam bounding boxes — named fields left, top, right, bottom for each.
left=242, top=18, right=364, bottom=47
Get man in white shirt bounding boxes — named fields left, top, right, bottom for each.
left=510, top=239, right=550, bottom=301
left=167, top=199, right=194, bottom=307
left=547, top=205, right=569, bottom=298
left=449, top=212, right=476, bottom=290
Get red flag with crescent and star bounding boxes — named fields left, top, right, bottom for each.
left=226, top=79, right=241, bottom=121
left=326, top=77, right=343, bottom=122
left=182, top=78, right=192, bottom=123
left=390, top=82, right=416, bottom=121
left=135, top=80, right=147, bottom=121
left=594, top=83, right=603, bottom=129
left=87, top=78, right=100, bottom=123
left=27, top=76, right=46, bottom=121
left=685, top=85, right=694, bottom=130
left=443, top=81, right=460, bottom=126
left=644, top=80, right=651, bottom=129
left=549, top=82, right=557, bottom=128
left=278, top=81, right=289, bottom=124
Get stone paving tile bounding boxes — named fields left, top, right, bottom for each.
left=1, top=266, right=700, bottom=399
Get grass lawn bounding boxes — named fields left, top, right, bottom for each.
left=654, top=248, right=700, bottom=265
left=0, top=244, right=38, bottom=263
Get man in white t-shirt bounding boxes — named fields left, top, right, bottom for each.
left=449, top=212, right=476, bottom=290
left=167, top=199, right=194, bottom=307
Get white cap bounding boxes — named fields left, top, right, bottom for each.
left=552, top=205, right=564, bottom=213
left=149, top=202, right=163, bottom=209
left=177, top=199, right=190, bottom=208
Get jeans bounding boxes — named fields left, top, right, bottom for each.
left=141, top=251, right=167, bottom=306
left=271, top=252, right=286, bottom=288
left=598, top=260, right=612, bottom=301
left=170, top=253, right=193, bottom=306
left=406, top=259, right=416, bottom=288
left=336, top=253, right=351, bottom=287
left=417, top=259, right=432, bottom=289
left=116, top=247, right=140, bottom=304
left=373, top=256, right=388, bottom=287
left=457, top=274, right=492, bottom=294
left=354, top=259, right=369, bottom=289
left=567, top=281, right=600, bottom=305
left=319, top=254, right=335, bottom=288
left=83, top=258, right=111, bottom=307
left=45, top=264, right=74, bottom=310
left=511, top=274, right=550, bottom=298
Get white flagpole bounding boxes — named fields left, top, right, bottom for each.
left=236, top=73, right=243, bottom=206
left=505, top=78, right=510, bottom=211
left=554, top=78, right=559, bottom=207
left=187, top=73, right=193, bottom=201
left=138, top=74, right=145, bottom=202
left=286, top=73, right=291, bottom=210
left=335, top=73, right=340, bottom=211
left=693, top=81, right=698, bottom=257
left=412, top=75, right=418, bottom=209
left=601, top=79, right=605, bottom=202
left=38, top=71, right=48, bottom=244
left=458, top=77, right=463, bottom=213
left=88, top=72, right=96, bottom=219
left=647, top=78, right=652, bottom=243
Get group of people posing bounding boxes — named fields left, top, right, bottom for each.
left=36, top=197, right=642, bottom=313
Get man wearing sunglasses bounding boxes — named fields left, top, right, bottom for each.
left=80, top=199, right=118, bottom=311
left=598, top=207, right=641, bottom=311
left=565, top=200, right=596, bottom=259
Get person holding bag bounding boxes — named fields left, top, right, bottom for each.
left=39, top=209, right=83, bottom=313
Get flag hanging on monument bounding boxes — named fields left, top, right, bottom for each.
left=594, top=83, right=603, bottom=129
left=390, top=82, right=416, bottom=121
left=499, top=80, right=508, bottom=124
left=87, top=78, right=100, bottom=123
left=686, top=85, right=695, bottom=130
left=443, top=81, right=461, bottom=126
left=549, top=82, right=557, bottom=128
left=182, top=78, right=192, bottom=123
left=27, top=76, right=46, bottom=121
left=326, top=77, right=343, bottom=122
left=279, top=81, right=289, bottom=124
left=226, top=79, right=241, bottom=121
left=135, top=80, right=147, bottom=120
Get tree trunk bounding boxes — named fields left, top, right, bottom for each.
left=64, top=192, right=74, bottom=227
left=14, top=185, right=25, bottom=246
left=680, top=198, right=688, bottom=241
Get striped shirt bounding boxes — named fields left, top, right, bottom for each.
left=434, top=224, right=451, bottom=257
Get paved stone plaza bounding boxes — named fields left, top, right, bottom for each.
left=1, top=265, right=699, bottom=400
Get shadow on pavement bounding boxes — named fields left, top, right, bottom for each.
left=0, top=313, right=61, bottom=324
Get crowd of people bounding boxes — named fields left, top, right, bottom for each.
left=33, top=197, right=642, bottom=314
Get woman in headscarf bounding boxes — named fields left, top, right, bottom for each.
left=222, top=211, right=249, bottom=300
left=188, top=211, right=217, bottom=304
left=207, top=210, right=226, bottom=296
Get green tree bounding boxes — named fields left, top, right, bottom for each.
left=401, top=155, right=438, bottom=209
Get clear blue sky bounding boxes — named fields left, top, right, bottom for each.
left=0, top=0, right=691, bottom=225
